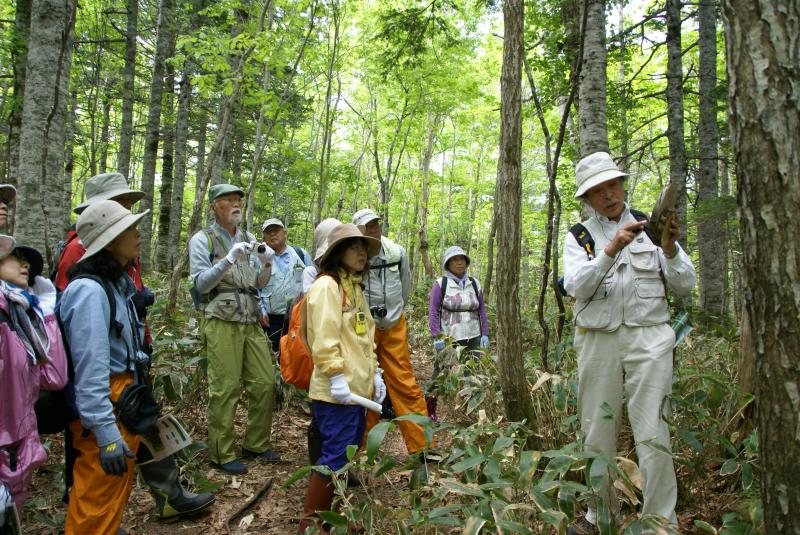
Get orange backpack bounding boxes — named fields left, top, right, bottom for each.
left=279, top=277, right=345, bottom=390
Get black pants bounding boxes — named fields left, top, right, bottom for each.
left=266, top=313, right=285, bottom=353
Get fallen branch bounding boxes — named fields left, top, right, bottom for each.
left=224, top=478, right=274, bottom=535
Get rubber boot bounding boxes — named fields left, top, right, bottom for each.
left=425, top=396, right=439, bottom=424
left=298, top=471, right=335, bottom=534
left=138, top=455, right=216, bottom=521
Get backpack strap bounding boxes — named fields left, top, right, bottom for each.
left=438, top=276, right=448, bottom=317
left=72, top=275, right=122, bottom=338
left=630, top=208, right=658, bottom=246
left=569, top=223, right=595, bottom=260
left=291, top=245, right=307, bottom=266
left=469, top=276, right=480, bottom=300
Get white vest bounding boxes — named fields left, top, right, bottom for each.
left=574, top=213, right=669, bottom=331
left=438, top=275, right=482, bottom=341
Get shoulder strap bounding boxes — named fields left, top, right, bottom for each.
left=469, top=276, right=480, bottom=299
left=438, top=276, right=448, bottom=314
left=291, top=245, right=306, bottom=265
left=202, top=225, right=216, bottom=263
left=72, top=275, right=122, bottom=337
left=630, top=208, right=658, bottom=245
left=569, top=223, right=595, bottom=260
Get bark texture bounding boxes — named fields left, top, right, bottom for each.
left=16, top=0, right=75, bottom=266
left=721, top=1, right=800, bottom=531
left=116, top=0, right=137, bottom=178
left=578, top=0, right=609, bottom=156
left=665, top=0, right=688, bottom=240
left=494, top=0, right=536, bottom=429
left=139, top=0, right=174, bottom=269
left=697, top=0, right=727, bottom=317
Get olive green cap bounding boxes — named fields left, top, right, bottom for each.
left=208, top=183, right=245, bottom=202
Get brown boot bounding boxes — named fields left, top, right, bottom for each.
left=298, top=471, right=335, bottom=534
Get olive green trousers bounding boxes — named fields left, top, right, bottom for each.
left=202, top=317, right=276, bottom=464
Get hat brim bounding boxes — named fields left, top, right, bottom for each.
left=319, top=235, right=381, bottom=266
left=0, top=235, right=16, bottom=260
left=11, top=245, right=44, bottom=286
left=78, top=210, right=149, bottom=262
left=74, top=188, right=145, bottom=214
left=0, top=185, right=16, bottom=203
left=574, top=170, right=628, bottom=199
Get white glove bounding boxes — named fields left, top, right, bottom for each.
left=330, top=373, right=352, bottom=404
left=225, top=242, right=252, bottom=264
left=373, top=369, right=386, bottom=404
left=32, top=276, right=57, bottom=315
left=257, top=243, right=275, bottom=266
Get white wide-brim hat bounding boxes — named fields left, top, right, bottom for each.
left=77, top=199, right=149, bottom=261
left=574, top=151, right=628, bottom=199
left=74, top=172, right=144, bottom=214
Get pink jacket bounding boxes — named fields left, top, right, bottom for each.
left=0, top=292, right=68, bottom=508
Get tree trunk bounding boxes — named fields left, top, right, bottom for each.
left=15, top=0, right=75, bottom=267
left=696, top=0, right=726, bottom=318
left=139, top=0, right=175, bottom=269
left=665, top=0, right=688, bottom=242
left=117, top=0, right=137, bottom=178
left=316, top=0, right=340, bottom=226
left=578, top=0, right=609, bottom=156
left=494, top=0, right=537, bottom=431
left=166, top=69, right=191, bottom=271
left=155, top=42, right=177, bottom=272
left=6, top=0, right=31, bottom=192
left=721, top=1, right=800, bottom=531
left=417, top=115, right=440, bottom=280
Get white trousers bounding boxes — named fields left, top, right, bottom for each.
left=576, top=323, right=678, bottom=525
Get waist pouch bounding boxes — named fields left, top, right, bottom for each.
left=113, top=363, right=160, bottom=435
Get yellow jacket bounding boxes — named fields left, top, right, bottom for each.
left=307, top=274, right=378, bottom=403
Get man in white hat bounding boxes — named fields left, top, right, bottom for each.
left=259, top=217, right=311, bottom=351
left=352, top=209, right=431, bottom=460
left=562, top=152, right=695, bottom=533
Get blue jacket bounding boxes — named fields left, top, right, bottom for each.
left=59, top=275, right=144, bottom=446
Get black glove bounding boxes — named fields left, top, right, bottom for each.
left=131, top=287, right=155, bottom=319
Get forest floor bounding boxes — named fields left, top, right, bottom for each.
left=21, top=328, right=745, bottom=534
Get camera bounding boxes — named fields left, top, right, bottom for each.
left=370, top=305, right=388, bottom=319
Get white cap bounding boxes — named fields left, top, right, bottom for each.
left=574, top=152, right=627, bottom=199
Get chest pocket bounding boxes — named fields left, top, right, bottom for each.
left=628, top=242, right=660, bottom=274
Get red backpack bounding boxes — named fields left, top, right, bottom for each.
left=279, top=276, right=345, bottom=390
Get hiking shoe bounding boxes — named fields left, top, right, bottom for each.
left=211, top=459, right=248, bottom=475
left=242, top=449, right=282, bottom=463
left=567, top=516, right=598, bottom=535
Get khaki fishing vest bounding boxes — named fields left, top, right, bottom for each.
left=201, top=225, right=260, bottom=323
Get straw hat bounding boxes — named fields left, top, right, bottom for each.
left=76, top=200, right=149, bottom=261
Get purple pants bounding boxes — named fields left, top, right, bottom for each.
left=311, top=400, right=366, bottom=471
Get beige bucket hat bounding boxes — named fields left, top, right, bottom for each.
left=0, top=234, right=16, bottom=260
left=74, top=173, right=144, bottom=214
left=312, top=218, right=342, bottom=262
left=318, top=223, right=381, bottom=265
left=574, top=152, right=628, bottom=199
left=76, top=200, right=149, bottom=261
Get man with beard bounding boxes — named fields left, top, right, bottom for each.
left=188, top=184, right=281, bottom=475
